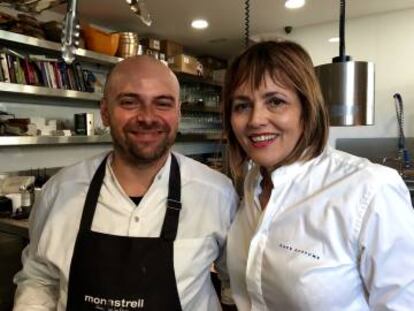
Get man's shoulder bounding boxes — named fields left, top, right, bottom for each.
left=43, top=152, right=108, bottom=191
left=174, top=153, right=235, bottom=192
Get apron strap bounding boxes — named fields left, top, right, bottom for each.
left=79, top=155, right=108, bottom=233
left=79, top=153, right=182, bottom=240
left=160, top=154, right=182, bottom=241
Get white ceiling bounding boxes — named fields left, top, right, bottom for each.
left=57, top=0, right=414, bottom=59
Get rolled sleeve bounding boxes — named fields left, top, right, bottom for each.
left=13, top=183, right=60, bottom=310
left=359, top=172, right=414, bottom=310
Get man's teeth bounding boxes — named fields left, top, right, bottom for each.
left=251, top=135, right=277, bottom=142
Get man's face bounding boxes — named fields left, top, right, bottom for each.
left=101, top=60, right=180, bottom=166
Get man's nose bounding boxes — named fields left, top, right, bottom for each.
left=136, top=105, right=157, bottom=123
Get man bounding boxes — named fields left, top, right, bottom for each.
left=13, top=56, right=238, bottom=311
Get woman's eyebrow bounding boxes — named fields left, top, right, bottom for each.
left=232, top=95, right=251, bottom=101
left=263, top=91, right=287, bottom=99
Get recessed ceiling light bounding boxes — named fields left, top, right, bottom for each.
left=191, top=19, right=209, bottom=29
left=329, top=37, right=340, bottom=43
left=285, top=0, right=305, bottom=9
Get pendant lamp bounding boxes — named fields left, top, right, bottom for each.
left=314, top=0, right=375, bottom=126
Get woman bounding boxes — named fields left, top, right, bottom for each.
left=223, top=40, right=414, bottom=310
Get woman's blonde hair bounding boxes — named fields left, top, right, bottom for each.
left=223, top=40, right=329, bottom=184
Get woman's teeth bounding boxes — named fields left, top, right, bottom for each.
left=250, top=134, right=277, bottom=142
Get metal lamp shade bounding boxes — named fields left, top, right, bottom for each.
left=315, top=61, right=375, bottom=126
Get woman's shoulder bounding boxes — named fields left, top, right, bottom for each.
left=323, top=147, right=403, bottom=187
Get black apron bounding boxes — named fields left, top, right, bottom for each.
left=66, top=154, right=183, bottom=311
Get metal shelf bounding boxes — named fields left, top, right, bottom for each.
left=0, top=135, right=112, bottom=146
left=0, top=133, right=222, bottom=146
left=0, top=30, right=122, bottom=65
left=175, top=71, right=222, bottom=87
left=0, top=82, right=102, bottom=101
left=181, top=105, right=220, bottom=113
left=176, top=133, right=223, bottom=141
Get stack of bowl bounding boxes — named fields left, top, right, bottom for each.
left=116, top=32, right=141, bottom=58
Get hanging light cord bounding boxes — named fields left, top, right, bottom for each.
left=244, top=0, right=250, bottom=48
left=393, top=93, right=411, bottom=168
left=339, top=0, right=346, bottom=61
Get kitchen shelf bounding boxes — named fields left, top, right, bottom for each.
left=0, top=133, right=222, bottom=146
left=0, top=82, right=102, bottom=101
left=181, top=105, right=220, bottom=113
left=0, top=30, right=122, bottom=65
left=175, top=71, right=222, bottom=87
left=0, top=135, right=111, bottom=146
left=177, top=133, right=223, bottom=141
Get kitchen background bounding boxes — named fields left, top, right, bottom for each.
left=0, top=1, right=413, bottom=172
left=1, top=1, right=414, bottom=309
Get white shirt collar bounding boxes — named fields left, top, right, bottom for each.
left=105, top=151, right=173, bottom=201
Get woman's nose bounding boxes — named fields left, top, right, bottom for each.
left=248, top=105, right=267, bottom=128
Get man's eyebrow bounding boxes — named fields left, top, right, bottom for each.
left=113, top=93, right=176, bottom=101
left=115, top=93, right=139, bottom=100
left=155, top=95, right=175, bottom=101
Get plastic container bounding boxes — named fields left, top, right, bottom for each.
left=83, top=25, right=120, bottom=56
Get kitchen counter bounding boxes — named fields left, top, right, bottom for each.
left=0, top=218, right=29, bottom=239
left=0, top=218, right=28, bottom=311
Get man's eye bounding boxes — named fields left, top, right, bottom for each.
left=156, top=100, right=174, bottom=109
left=120, top=99, right=137, bottom=108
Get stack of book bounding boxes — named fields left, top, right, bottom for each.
left=0, top=48, right=94, bottom=92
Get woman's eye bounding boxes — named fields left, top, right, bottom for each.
left=267, top=97, right=285, bottom=108
left=232, top=101, right=250, bottom=113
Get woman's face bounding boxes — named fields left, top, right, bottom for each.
left=230, top=73, right=303, bottom=171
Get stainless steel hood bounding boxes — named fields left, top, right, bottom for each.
left=315, top=61, right=375, bottom=126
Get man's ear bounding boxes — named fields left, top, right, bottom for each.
left=100, top=98, right=110, bottom=127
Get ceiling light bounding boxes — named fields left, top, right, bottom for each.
left=285, top=0, right=305, bottom=9
left=328, top=37, right=340, bottom=43
left=191, top=19, right=209, bottom=29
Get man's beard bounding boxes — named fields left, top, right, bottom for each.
left=112, top=120, right=177, bottom=165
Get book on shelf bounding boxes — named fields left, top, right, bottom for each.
left=0, top=52, right=9, bottom=82
left=73, top=62, right=86, bottom=92
left=6, top=53, right=16, bottom=83
left=46, top=62, right=57, bottom=88
left=13, top=58, right=26, bottom=84
left=57, top=59, right=70, bottom=90
left=52, top=62, right=62, bottom=89
left=0, top=48, right=92, bottom=93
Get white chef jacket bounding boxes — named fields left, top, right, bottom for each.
left=13, top=151, right=238, bottom=311
left=227, top=146, right=414, bottom=311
